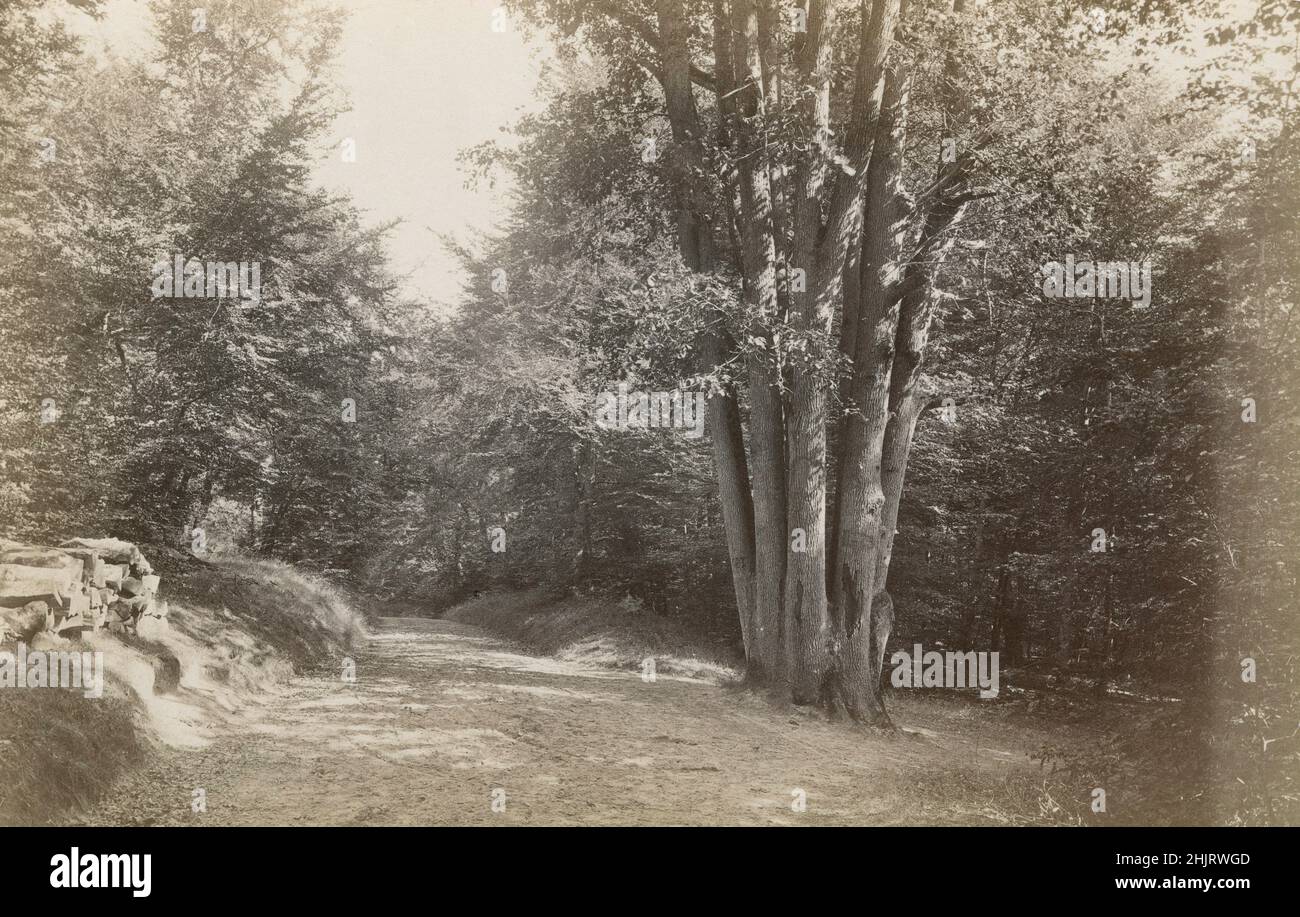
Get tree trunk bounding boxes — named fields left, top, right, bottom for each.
left=829, top=49, right=910, bottom=723
left=725, top=0, right=788, bottom=684
left=655, top=0, right=760, bottom=655
left=862, top=0, right=978, bottom=702
left=568, top=437, right=595, bottom=587
left=629, top=0, right=980, bottom=718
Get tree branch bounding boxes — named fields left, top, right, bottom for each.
left=598, top=3, right=717, bottom=91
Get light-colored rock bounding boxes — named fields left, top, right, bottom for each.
left=59, top=538, right=153, bottom=576
left=0, top=601, right=50, bottom=640
left=0, top=563, right=74, bottom=607
left=101, top=563, right=128, bottom=589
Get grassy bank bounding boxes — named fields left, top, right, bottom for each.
left=443, top=589, right=743, bottom=682
left=0, top=554, right=364, bottom=825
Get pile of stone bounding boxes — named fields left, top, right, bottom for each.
left=0, top=537, right=167, bottom=642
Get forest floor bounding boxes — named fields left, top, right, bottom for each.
left=73, top=616, right=1096, bottom=826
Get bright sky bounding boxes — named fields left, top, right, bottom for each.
left=74, top=0, right=549, bottom=309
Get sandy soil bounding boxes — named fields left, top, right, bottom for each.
left=76, top=617, right=1069, bottom=826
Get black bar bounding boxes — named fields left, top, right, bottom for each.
left=7, top=827, right=1283, bottom=902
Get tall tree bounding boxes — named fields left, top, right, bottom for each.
left=502, top=0, right=1002, bottom=720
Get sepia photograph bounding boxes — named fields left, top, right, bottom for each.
left=0, top=0, right=1295, bottom=894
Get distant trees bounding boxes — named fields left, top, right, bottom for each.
left=1, top=0, right=403, bottom=567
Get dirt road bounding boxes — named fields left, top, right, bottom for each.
left=79, top=617, right=1061, bottom=826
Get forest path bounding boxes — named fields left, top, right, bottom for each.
left=79, top=617, right=1055, bottom=826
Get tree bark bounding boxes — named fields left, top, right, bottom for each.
left=728, top=0, right=787, bottom=684
left=870, top=0, right=978, bottom=639
left=829, top=47, right=910, bottom=723
left=655, top=0, right=759, bottom=653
